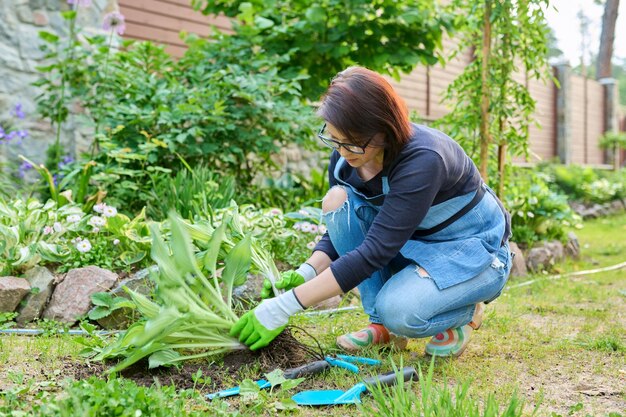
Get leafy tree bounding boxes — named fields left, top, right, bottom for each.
left=436, top=0, right=553, bottom=195
left=191, top=0, right=453, bottom=100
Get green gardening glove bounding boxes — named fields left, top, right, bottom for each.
left=230, top=290, right=304, bottom=351
left=260, top=264, right=317, bottom=299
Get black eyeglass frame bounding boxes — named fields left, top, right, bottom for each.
left=317, top=123, right=376, bottom=155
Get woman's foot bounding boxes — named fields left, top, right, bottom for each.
left=424, top=303, right=484, bottom=358
left=336, top=323, right=408, bottom=352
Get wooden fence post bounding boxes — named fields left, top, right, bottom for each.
left=554, top=63, right=572, bottom=165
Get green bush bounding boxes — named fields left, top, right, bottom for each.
left=544, top=164, right=625, bottom=204
left=504, top=169, right=582, bottom=246
left=34, top=12, right=318, bottom=213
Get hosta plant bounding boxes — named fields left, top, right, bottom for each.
left=0, top=196, right=150, bottom=276
left=92, top=206, right=281, bottom=372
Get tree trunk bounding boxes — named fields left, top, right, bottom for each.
left=479, top=0, right=492, bottom=182
left=597, top=0, right=620, bottom=79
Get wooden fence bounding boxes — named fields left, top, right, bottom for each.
left=118, top=0, right=620, bottom=167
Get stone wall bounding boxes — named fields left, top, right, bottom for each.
left=0, top=0, right=117, bottom=169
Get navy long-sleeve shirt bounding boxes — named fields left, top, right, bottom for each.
left=314, top=123, right=484, bottom=292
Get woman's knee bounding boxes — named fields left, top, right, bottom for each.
left=322, top=186, right=348, bottom=213
left=376, top=291, right=431, bottom=337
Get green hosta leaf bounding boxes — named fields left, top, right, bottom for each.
left=148, top=349, right=180, bottom=369
left=222, top=234, right=251, bottom=294
left=91, top=292, right=114, bottom=307
left=203, top=214, right=230, bottom=277
left=126, top=288, right=159, bottom=319
left=168, top=212, right=199, bottom=276
left=120, top=250, right=146, bottom=265
left=88, top=306, right=112, bottom=321
left=37, top=241, right=69, bottom=262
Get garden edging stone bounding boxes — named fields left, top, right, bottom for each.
left=16, top=266, right=55, bottom=325
left=0, top=277, right=30, bottom=312
left=43, top=266, right=118, bottom=325
left=93, top=266, right=157, bottom=330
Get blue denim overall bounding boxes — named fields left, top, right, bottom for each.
left=323, top=157, right=512, bottom=338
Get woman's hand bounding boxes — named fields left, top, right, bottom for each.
left=230, top=290, right=304, bottom=350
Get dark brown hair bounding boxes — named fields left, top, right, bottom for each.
left=316, top=66, right=412, bottom=166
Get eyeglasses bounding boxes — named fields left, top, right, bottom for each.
left=317, top=123, right=375, bottom=155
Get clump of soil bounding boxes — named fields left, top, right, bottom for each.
left=63, top=328, right=322, bottom=391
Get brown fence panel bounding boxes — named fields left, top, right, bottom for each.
left=586, top=81, right=606, bottom=165
left=118, top=0, right=231, bottom=57
left=527, top=76, right=557, bottom=162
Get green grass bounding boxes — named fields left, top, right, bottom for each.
left=1, top=213, right=625, bottom=416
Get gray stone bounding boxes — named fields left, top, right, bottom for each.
left=609, top=200, right=624, bottom=213
left=565, top=232, right=580, bottom=259
left=94, top=267, right=156, bottom=329
left=0, top=277, right=31, bottom=312
left=28, top=0, right=46, bottom=9
left=43, top=266, right=118, bottom=324
left=45, top=0, right=62, bottom=11
left=526, top=247, right=553, bottom=272
left=508, top=241, right=527, bottom=277
left=544, top=240, right=565, bottom=263
left=16, top=5, right=34, bottom=24
left=0, top=43, right=24, bottom=71
left=16, top=266, right=56, bottom=325
left=17, top=25, right=46, bottom=60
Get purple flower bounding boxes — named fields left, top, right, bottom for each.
left=16, top=130, right=28, bottom=139
left=103, top=11, right=126, bottom=35
left=18, top=161, right=33, bottom=179
left=67, top=0, right=92, bottom=6
left=0, top=126, right=4, bottom=140
left=13, top=103, right=25, bottom=119
left=58, top=154, right=74, bottom=169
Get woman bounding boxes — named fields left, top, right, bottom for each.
left=231, top=66, right=512, bottom=357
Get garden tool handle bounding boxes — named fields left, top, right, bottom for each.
left=362, top=367, right=418, bottom=388
left=336, top=354, right=382, bottom=366
left=325, top=356, right=359, bottom=373
left=283, top=360, right=330, bottom=379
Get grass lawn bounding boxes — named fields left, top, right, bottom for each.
left=1, top=213, right=625, bottom=416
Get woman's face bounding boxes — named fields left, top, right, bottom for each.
left=325, top=122, right=384, bottom=168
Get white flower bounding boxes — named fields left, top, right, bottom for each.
left=53, top=222, right=63, bottom=232
left=93, top=203, right=106, bottom=213
left=306, top=241, right=316, bottom=250
left=76, top=239, right=92, bottom=253
left=314, top=235, right=322, bottom=243
left=92, top=227, right=100, bottom=233
left=88, top=216, right=106, bottom=227
left=113, top=239, right=120, bottom=245
left=318, top=225, right=327, bottom=234
left=269, top=208, right=282, bottom=216
left=300, top=222, right=313, bottom=233
left=102, top=205, right=118, bottom=217
left=309, top=224, right=319, bottom=234
left=42, top=226, right=53, bottom=235
left=293, top=222, right=302, bottom=231
left=67, top=214, right=82, bottom=223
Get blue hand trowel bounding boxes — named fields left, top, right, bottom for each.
left=291, top=366, right=418, bottom=406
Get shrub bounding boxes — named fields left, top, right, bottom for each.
left=504, top=169, right=582, bottom=246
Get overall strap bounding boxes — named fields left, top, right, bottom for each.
left=411, top=183, right=486, bottom=238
